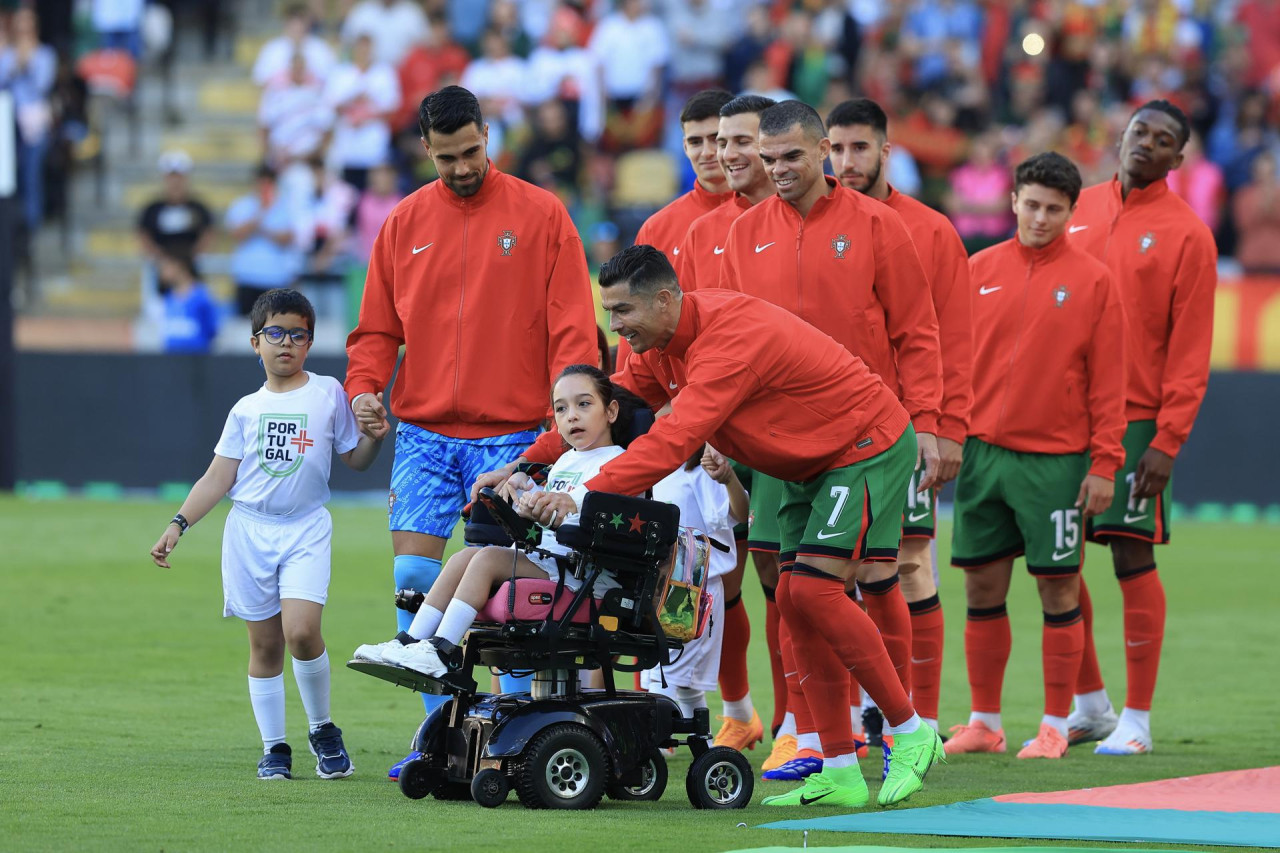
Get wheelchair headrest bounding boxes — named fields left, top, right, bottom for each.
left=555, top=491, right=680, bottom=566
left=623, top=407, right=655, bottom=447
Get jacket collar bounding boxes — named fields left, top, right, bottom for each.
left=691, top=178, right=729, bottom=211
left=658, top=293, right=699, bottom=361
left=1110, top=174, right=1169, bottom=208
left=434, top=160, right=502, bottom=209
left=1013, top=231, right=1070, bottom=264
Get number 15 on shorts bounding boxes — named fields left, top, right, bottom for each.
left=1049, top=508, right=1080, bottom=562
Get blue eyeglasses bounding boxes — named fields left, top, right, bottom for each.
left=256, top=326, right=313, bottom=346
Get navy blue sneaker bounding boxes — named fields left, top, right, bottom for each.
left=388, top=751, right=423, bottom=781
left=308, top=723, right=354, bottom=779
left=761, top=755, right=823, bottom=781
left=257, top=743, right=292, bottom=780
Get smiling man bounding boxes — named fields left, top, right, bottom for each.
left=344, top=86, right=597, bottom=775
left=947, top=152, right=1126, bottom=761
left=1064, top=100, right=1218, bottom=757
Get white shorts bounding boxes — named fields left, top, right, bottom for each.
left=221, top=503, right=332, bottom=621
left=524, top=547, right=621, bottom=596
left=641, top=575, right=725, bottom=692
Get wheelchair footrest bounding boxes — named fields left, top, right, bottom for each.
left=346, top=660, right=476, bottom=696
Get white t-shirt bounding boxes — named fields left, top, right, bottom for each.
left=325, top=61, right=400, bottom=169
left=651, top=465, right=738, bottom=579
left=341, top=0, right=428, bottom=67
left=252, top=35, right=337, bottom=87
left=531, top=445, right=626, bottom=558
left=588, top=12, right=670, bottom=100
left=214, top=373, right=361, bottom=517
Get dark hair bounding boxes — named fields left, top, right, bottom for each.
left=826, top=98, right=888, bottom=139
left=598, top=244, right=680, bottom=298
left=1131, top=99, right=1191, bottom=150
left=157, top=246, right=198, bottom=281
left=720, top=93, right=776, bottom=119
left=250, top=288, right=316, bottom=334
left=254, top=162, right=276, bottom=182
left=552, top=364, right=650, bottom=448
left=680, top=89, right=734, bottom=125
left=759, top=100, right=827, bottom=142
left=596, top=325, right=613, bottom=373
left=419, top=85, right=484, bottom=141
left=1014, top=151, right=1083, bottom=205
left=283, top=3, right=309, bottom=20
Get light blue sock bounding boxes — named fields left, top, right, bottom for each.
left=498, top=671, right=534, bottom=693
left=392, top=555, right=446, bottom=715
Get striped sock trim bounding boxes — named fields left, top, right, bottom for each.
left=1116, top=562, right=1158, bottom=581
left=760, top=584, right=776, bottom=602
left=856, top=573, right=900, bottom=596
left=967, top=602, right=1008, bottom=621
left=908, top=593, right=942, bottom=614
left=725, top=593, right=743, bottom=610
left=1043, top=606, right=1084, bottom=626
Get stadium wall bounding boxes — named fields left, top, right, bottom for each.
left=13, top=353, right=1276, bottom=505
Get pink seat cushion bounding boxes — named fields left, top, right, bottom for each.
left=479, top=579, right=599, bottom=624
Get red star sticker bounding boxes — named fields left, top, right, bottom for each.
left=628, top=512, right=644, bottom=533
left=290, top=430, right=315, bottom=453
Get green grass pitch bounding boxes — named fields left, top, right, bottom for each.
left=2, top=496, right=1277, bottom=852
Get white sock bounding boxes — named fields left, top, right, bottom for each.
left=1116, top=707, right=1151, bottom=734
left=850, top=705, right=863, bottom=732
left=722, top=693, right=754, bottom=722
left=860, top=688, right=873, bottom=709
left=776, top=711, right=797, bottom=738
left=887, top=713, right=922, bottom=736
left=408, top=604, right=445, bottom=640
left=824, top=752, right=859, bottom=770
left=436, top=599, right=479, bottom=646
left=1074, top=688, right=1112, bottom=716
left=248, top=673, right=286, bottom=752
left=796, top=731, right=822, bottom=755
left=1043, top=714, right=1069, bottom=738
left=922, top=717, right=939, bottom=732
left=675, top=687, right=707, bottom=718
left=970, top=711, right=1002, bottom=731
left=291, top=651, right=332, bottom=733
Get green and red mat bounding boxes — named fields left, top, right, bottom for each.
left=755, top=767, right=1280, bottom=847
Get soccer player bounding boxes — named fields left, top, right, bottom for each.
left=719, top=100, right=943, bottom=779
left=673, top=92, right=780, bottom=761
left=150, top=289, right=386, bottom=780
left=345, top=86, right=598, bottom=777
left=947, top=152, right=1126, bottom=759
left=1065, top=101, right=1218, bottom=756
left=827, top=98, right=973, bottom=735
left=477, top=245, right=947, bottom=808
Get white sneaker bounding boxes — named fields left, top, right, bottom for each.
left=384, top=639, right=447, bottom=677
left=1095, top=724, right=1153, bottom=755
left=1066, top=705, right=1118, bottom=745
left=352, top=638, right=406, bottom=664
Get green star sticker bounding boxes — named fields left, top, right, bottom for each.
left=609, top=513, right=624, bottom=529
left=525, top=525, right=540, bottom=541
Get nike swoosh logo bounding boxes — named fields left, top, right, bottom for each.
left=713, top=246, right=724, bottom=255
left=799, top=792, right=832, bottom=805
left=979, top=285, right=1002, bottom=295
left=1123, top=513, right=1148, bottom=523
left=1126, top=639, right=1151, bottom=647
left=907, top=511, right=929, bottom=522
left=1069, top=225, right=1088, bottom=233
left=911, top=657, right=935, bottom=665
left=815, top=530, right=845, bottom=540
left=754, top=242, right=776, bottom=253
left=1051, top=549, right=1076, bottom=561
left=672, top=246, right=680, bottom=255
left=412, top=243, right=433, bottom=254
left=668, top=382, right=678, bottom=390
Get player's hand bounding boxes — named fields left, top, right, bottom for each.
left=1132, top=447, right=1173, bottom=499
left=151, top=526, right=181, bottom=568
left=470, top=460, right=521, bottom=503
left=517, top=491, right=576, bottom=528
left=700, top=445, right=733, bottom=484
left=935, top=436, right=964, bottom=486
left=1075, top=474, right=1115, bottom=518
left=915, top=431, right=941, bottom=492
left=353, top=392, right=388, bottom=440
left=497, top=471, right=535, bottom=502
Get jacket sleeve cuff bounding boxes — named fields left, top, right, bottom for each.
left=1086, top=463, right=1117, bottom=481
left=1147, top=432, right=1182, bottom=459
left=936, top=420, right=967, bottom=445
left=345, top=382, right=378, bottom=402
left=910, top=413, right=939, bottom=436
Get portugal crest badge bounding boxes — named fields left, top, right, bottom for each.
left=1052, top=284, right=1070, bottom=308
left=831, top=233, right=850, bottom=259
left=497, top=229, right=518, bottom=256
left=1139, top=231, right=1156, bottom=254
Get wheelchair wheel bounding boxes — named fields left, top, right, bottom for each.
left=398, top=759, right=444, bottom=800
left=514, top=723, right=608, bottom=810
left=686, top=747, right=753, bottom=809
left=471, top=768, right=510, bottom=808
left=606, top=750, right=668, bottom=801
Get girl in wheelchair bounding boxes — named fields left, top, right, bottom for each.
left=353, top=365, right=647, bottom=679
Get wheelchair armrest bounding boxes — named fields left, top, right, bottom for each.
left=477, top=487, right=538, bottom=546
left=552, top=522, right=586, bottom=551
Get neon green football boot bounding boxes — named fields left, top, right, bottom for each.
left=878, top=723, right=946, bottom=806
left=761, top=765, right=869, bottom=808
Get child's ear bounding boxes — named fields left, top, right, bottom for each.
left=607, top=399, right=619, bottom=423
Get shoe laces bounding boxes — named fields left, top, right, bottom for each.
left=311, top=725, right=344, bottom=756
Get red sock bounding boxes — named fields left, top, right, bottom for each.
left=764, top=593, right=786, bottom=731
left=777, top=605, right=816, bottom=742
left=847, top=593, right=863, bottom=717
left=777, top=571, right=854, bottom=755
left=784, top=568, right=913, bottom=726
left=1074, top=575, right=1106, bottom=694
left=718, top=593, right=751, bottom=703
left=859, top=574, right=912, bottom=695
left=965, top=603, right=1011, bottom=714
left=1043, top=607, right=1085, bottom=718
left=908, top=594, right=944, bottom=721
left=1120, top=567, right=1165, bottom=711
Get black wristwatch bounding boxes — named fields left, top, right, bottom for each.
left=170, top=513, right=190, bottom=535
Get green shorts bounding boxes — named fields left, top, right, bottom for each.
left=777, top=426, right=916, bottom=566
left=746, top=469, right=785, bottom=554
left=951, top=438, right=1089, bottom=576
left=1086, top=420, right=1171, bottom=545
left=901, top=465, right=937, bottom=540
left=730, top=459, right=752, bottom=542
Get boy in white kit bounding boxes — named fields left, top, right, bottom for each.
left=150, top=289, right=386, bottom=780
left=641, top=445, right=749, bottom=724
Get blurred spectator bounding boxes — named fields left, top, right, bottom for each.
left=1232, top=153, right=1280, bottom=275
left=137, top=150, right=214, bottom=319
left=461, top=27, right=526, bottom=128
left=1209, top=90, right=1280, bottom=193
left=91, top=0, right=144, bottom=59
left=1166, top=130, right=1225, bottom=234
left=0, top=8, right=57, bottom=232
left=393, top=16, right=470, bottom=136
left=945, top=131, right=1011, bottom=253
left=1236, top=0, right=1280, bottom=90
left=523, top=7, right=603, bottom=142
left=354, top=162, right=404, bottom=263
left=325, top=34, right=400, bottom=191
left=741, top=59, right=796, bottom=103
left=724, top=4, right=771, bottom=94
left=342, top=0, right=428, bottom=68
left=666, top=0, right=732, bottom=96
left=489, top=0, right=532, bottom=58
left=226, top=165, right=304, bottom=316
left=157, top=248, right=219, bottom=354
left=899, top=0, right=983, bottom=92
left=253, top=3, right=337, bottom=87
left=298, top=158, right=359, bottom=320
left=259, top=52, right=334, bottom=166
left=894, top=92, right=968, bottom=201
left=1061, top=89, right=1112, bottom=187
left=517, top=98, right=581, bottom=203
left=590, top=0, right=669, bottom=150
